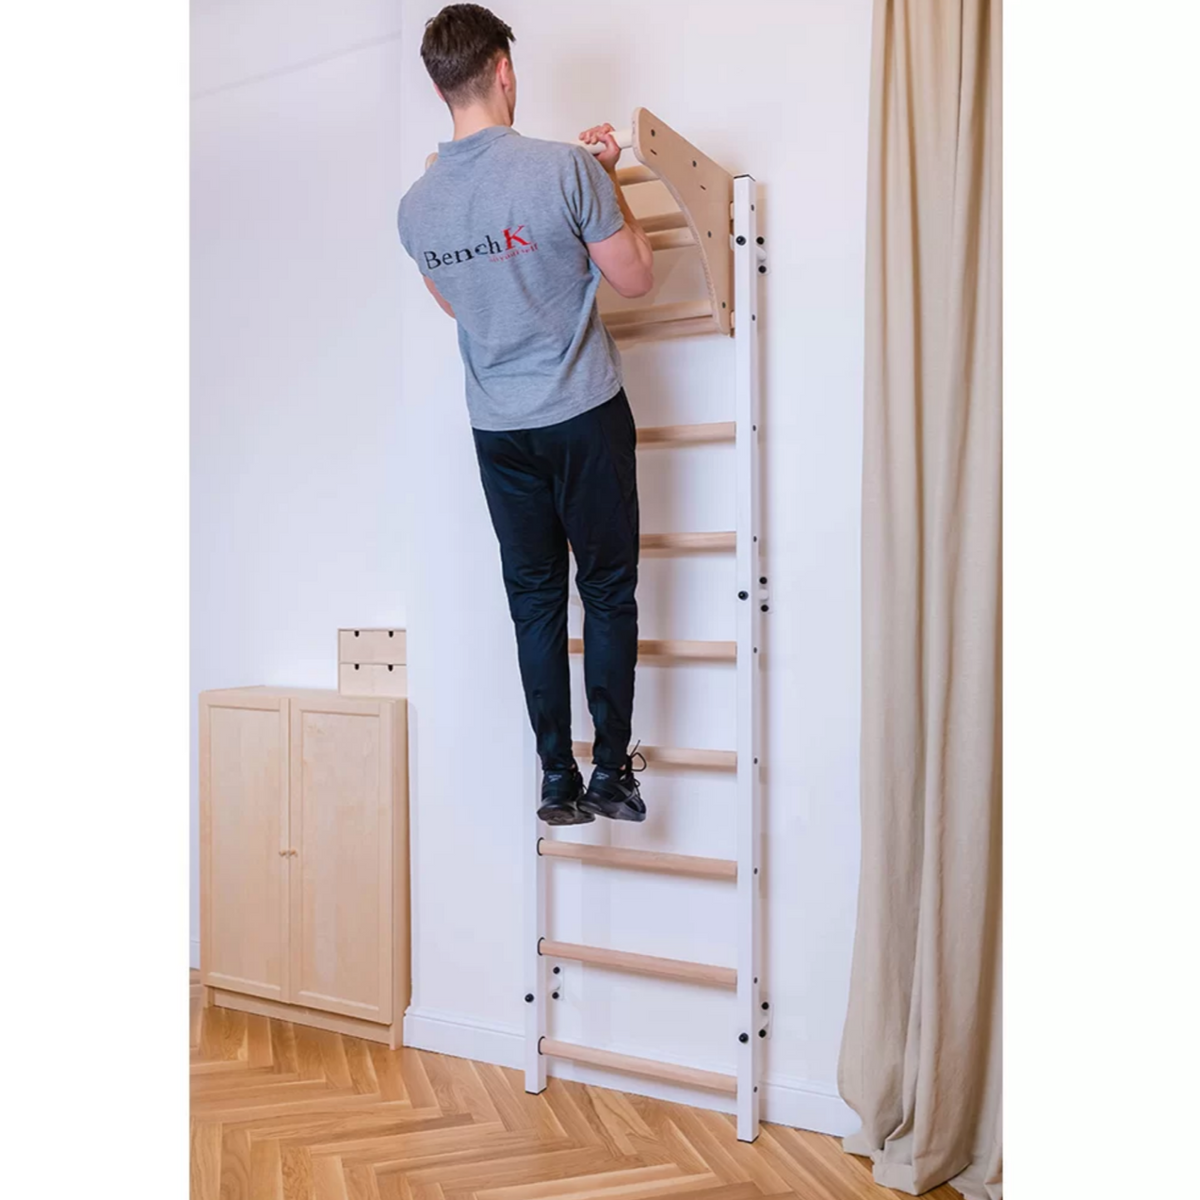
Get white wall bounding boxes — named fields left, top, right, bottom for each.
left=190, top=2, right=407, bottom=965
left=397, top=0, right=871, bottom=1135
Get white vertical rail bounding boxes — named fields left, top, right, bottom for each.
left=732, top=174, right=763, bottom=1141
left=523, top=728, right=548, bottom=1091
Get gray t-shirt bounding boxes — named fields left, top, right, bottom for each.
left=397, top=125, right=626, bottom=431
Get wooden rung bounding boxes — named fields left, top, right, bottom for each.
left=540, top=1038, right=737, bottom=1095
left=568, top=638, right=736, bottom=662
left=538, top=838, right=737, bottom=881
left=641, top=531, right=734, bottom=553
left=636, top=422, right=736, bottom=447
left=640, top=211, right=689, bottom=234
left=601, top=299, right=713, bottom=328
left=647, top=227, right=696, bottom=252
left=616, top=165, right=659, bottom=186
left=571, top=740, right=737, bottom=771
left=540, top=939, right=737, bottom=988
left=610, top=315, right=722, bottom=347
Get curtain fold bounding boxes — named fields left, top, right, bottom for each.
left=838, top=2, right=1002, bottom=1197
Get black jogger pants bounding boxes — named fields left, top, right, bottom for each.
left=473, top=390, right=639, bottom=770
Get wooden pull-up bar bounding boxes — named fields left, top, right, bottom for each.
left=576, top=129, right=633, bottom=154
left=594, top=107, right=735, bottom=340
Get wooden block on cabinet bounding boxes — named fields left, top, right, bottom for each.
left=338, top=628, right=406, bottom=665
left=339, top=662, right=407, bottom=698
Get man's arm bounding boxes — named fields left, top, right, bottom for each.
left=578, top=123, right=655, bottom=299
left=424, top=275, right=455, bottom=318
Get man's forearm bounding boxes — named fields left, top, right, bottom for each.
left=606, top=168, right=653, bottom=267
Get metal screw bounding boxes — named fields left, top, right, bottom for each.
left=738, top=590, right=748, bottom=600
left=524, top=993, right=534, bottom=1003
left=736, top=235, right=746, bottom=245
left=739, top=1033, right=749, bottom=1044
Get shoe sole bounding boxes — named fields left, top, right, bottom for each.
left=538, top=803, right=595, bottom=826
left=577, top=797, right=646, bottom=823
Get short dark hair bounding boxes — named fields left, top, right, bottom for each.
left=420, top=5, right=515, bottom=106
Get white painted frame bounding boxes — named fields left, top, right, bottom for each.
left=733, top=173, right=764, bottom=1141
left=523, top=728, right=548, bottom=1092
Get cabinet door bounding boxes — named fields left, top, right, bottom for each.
left=288, top=696, right=394, bottom=1023
left=199, top=692, right=290, bottom=1001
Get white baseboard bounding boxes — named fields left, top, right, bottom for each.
left=403, top=1006, right=859, bottom=1138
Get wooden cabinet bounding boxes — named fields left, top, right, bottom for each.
left=199, top=687, right=409, bottom=1047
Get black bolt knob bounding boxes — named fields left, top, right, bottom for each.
left=738, top=590, right=749, bottom=600
left=759, top=576, right=767, bottom=585
left=524, top=993, right=534, bottom=1003
left=759, top=1029, right=767, bottom=1038
left=761, top=1001, right=770, bottom=1011
left=761, top=604, right=769, bottom=612
left=739, top=1032, right=749, bottom=1044
left=758, top=265, right=767, bottom=274
left=552, top=991, right=560, bottom=1000
left=756, top=236, right=765, bottom=245
left=736, top=235, right=746, bottom=245
left=553, top=965, right=561, bottom=974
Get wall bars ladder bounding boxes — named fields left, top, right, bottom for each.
left=524, top=107, right=767, bottom=1142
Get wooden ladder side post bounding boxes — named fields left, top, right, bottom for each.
left=524, top=729, right=548, bottom=1092
left=733, top=173, right=765, bottom=1142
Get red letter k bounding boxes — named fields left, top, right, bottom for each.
left=503, top=225, right=529, bottom=249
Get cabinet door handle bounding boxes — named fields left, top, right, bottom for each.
left=288, top=849, right=298, bottom=856
left=278, top=849, right=288, bottom=857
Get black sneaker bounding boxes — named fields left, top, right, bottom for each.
left=537, top=764, right=594, bottom=826
left=578, top=746, right=647, bottom=822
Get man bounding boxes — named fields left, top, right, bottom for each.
left=397, top=5, right=654, bottom=826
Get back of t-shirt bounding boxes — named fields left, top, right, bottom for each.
left=397, top=125, right=626, bottom=432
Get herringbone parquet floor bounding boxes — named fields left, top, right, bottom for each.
left=191, top=974, right=961, bottom=1200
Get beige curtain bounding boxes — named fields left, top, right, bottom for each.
left=838, top=1, right=1001, bottom=1198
